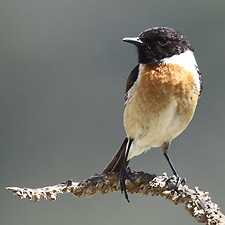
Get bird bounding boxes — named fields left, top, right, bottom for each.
left=101, top=27, right=203, bottom=202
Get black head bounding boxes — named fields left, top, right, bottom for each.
left=123, top=27, right=194, bottom=64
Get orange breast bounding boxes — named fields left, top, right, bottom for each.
left=123, top=63, right=199, bottom=139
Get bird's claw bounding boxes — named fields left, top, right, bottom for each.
left=167, top=175, right=186, bottom=192
left=120, top=167, right=133, bottom=202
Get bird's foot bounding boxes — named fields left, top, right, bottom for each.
left=174, top=176, right=186, bottom=191
left=167, top=175, right=186, bottom=192
left=120, top=167, right=134, bottom=202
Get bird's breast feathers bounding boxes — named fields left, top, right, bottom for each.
left=124, top=50, right=200, bottom=158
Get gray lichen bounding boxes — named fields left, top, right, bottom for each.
left=6, top=172, right=225, bottom=225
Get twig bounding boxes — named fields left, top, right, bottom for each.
left=6, top=172, right=225, bottom=225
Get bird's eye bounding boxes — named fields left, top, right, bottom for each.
left=158, top=37, right=169, bottom=46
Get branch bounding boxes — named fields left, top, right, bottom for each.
left=6, top=172, right=225, bottom=225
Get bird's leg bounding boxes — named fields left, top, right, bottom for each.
left=162, top=142, right=186, bottom=189
left=162, top=142, right=178, bottom=176
left=120, top=138, right=133, bottom=202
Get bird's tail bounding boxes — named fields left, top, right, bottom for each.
left=101, top=138, right=129, bottom=174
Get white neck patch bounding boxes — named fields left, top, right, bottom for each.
left=162, top=50, right=200, bottom=89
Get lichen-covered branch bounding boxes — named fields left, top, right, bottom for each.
left=6, top=172, right=225, bottom=225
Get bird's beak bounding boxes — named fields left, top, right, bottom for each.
left=122, top=37, right=144, bottom=46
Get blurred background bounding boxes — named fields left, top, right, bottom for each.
left=1, top=0, right=225, bottom=224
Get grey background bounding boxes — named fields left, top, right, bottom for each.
left=1, top=0, right=225, bottom=224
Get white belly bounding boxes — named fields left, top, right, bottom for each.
left=127, top=100, right=189, bottom=160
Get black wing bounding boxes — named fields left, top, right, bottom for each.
left=196, top=65, right=203, bottom=97
left=125, top=65, right=139, bottom=102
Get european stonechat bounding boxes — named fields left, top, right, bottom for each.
left=102, top=27, right=203, bottom=202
